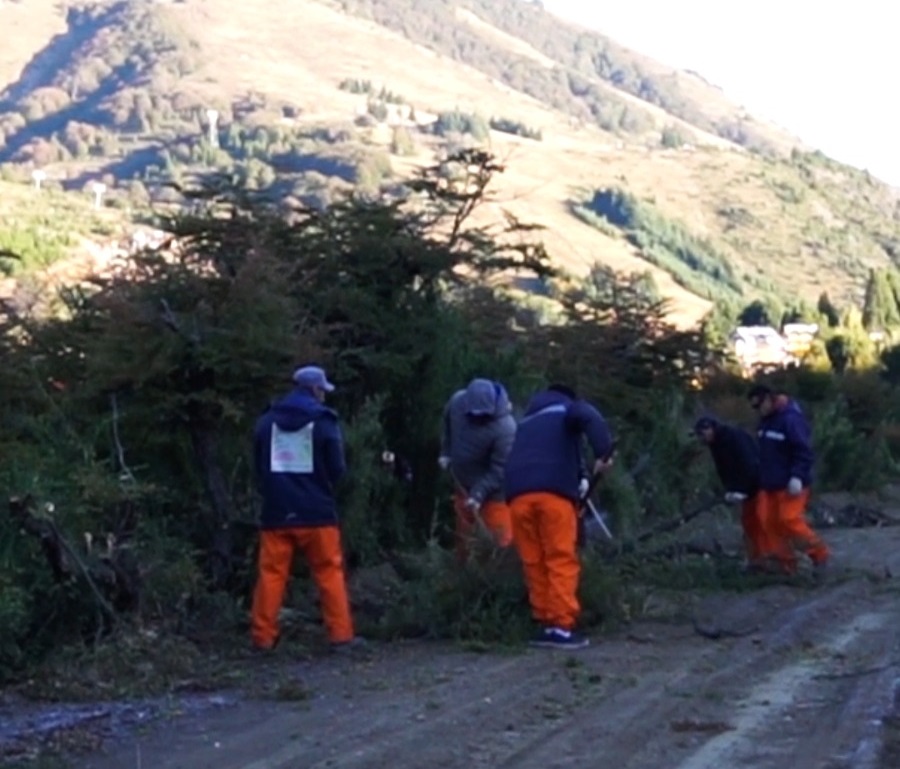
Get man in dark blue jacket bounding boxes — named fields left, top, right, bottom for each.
left=250, top=365, right=360, bottom=652
left=504, top=384, right=615, bottom=650
left=693, top=416, right=773, bottom=568
left=748, top=384, right=829, bottom=574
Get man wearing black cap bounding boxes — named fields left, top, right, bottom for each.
left=693, top=416, right=772, bottom=569
left=746, top=384, right=829, bottom=574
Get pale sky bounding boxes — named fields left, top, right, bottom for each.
left=543, top=1, right=900, bottom=187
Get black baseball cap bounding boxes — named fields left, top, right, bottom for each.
left=693, top=416, right=718, bottom=434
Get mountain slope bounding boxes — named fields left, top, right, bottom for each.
left=0, top=0, right=897, bottom=329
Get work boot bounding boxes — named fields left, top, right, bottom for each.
left=812, top=557, right=830, bottom=583
left=529, top=627, right=590, bottom=650
left=330, top=636, right=370, bottom=655
left=249, top=634, right=281, bottom=656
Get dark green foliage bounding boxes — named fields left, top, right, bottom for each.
left=825, top=335, right=852, bottom=375
left=434, top=110, right=489, bottom=141
left=0, top=0, right=199, bottom=164
left=338, top=79, right=405, bottom=105
left=660, top=125, right=688, bottom=149
left=489, top=117, right=542, bottom=141
left=811, top=397, right=897, bottom=492
left=880, top=345, right=900, bottom=386
left=3, top=150, right=899, bottom=685
left=585, top=187, right=741, bottom=299
left=0, top=151, right=562, bottom=673
left=817, top=292, right=841, bottom=328
left=0, top=225, right=74, bottom=273
left=862, top=267, right=900, bottom=330
left=339, top=78, right=375, bottom=94
left=738, top=300, right=769, bottom=327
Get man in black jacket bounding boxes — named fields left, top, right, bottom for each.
left=694, top=416, right=773, bottom=569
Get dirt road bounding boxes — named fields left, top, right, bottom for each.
left=19, top=527, right=900, bottom=769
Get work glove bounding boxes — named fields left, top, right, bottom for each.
left=593, top=456, right=614, bottom=476
left=438, top=455, right=451, bottom=470
left=787, top=477, right=803, bottom=496
left=464, top=497, right=481, bottom=513
left=724, top=491, right=747, bottom=504
left=578, top=477, right=590, bottom=498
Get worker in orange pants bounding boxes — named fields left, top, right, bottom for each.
left=740, top=496, right=775, bottom=564
left=453, top=491, right=513, bottom=559
left=504, top=384, right=615, bottom=650
left=755, top=488, right=829, bottom=574
left=439, top=378, right=516, bottom=561
left=509, top=491, right=580, bottom=633
left=252, top=526, right=354, bottom=648
left=250, top=365, right=363, bottom=652
left=748, top=384, right=830, bottom=575
left=692, top=416, right=776, bottom=568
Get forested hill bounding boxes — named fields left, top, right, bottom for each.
left=0, top=0, right=898, bottom=330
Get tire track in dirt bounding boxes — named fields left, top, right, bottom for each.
left=484, top=583, right=900, bottom=769
left=72, top=576, right=900, bottom=769
left=231, top=583, right=888, bottom=769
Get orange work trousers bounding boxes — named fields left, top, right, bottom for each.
left=509, top=491, right=580, bottom=630
left=740, top=494, right=778, bottom=564
left=757, top=489, right=830, bottom=573
left=250, top=525, right=354, bottom=648
left=454, top=491, right=513, bottom=561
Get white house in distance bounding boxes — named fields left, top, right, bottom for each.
left=782, top=322, right=819, bottom=358
left=729, top=322, right=822, bottom=373
left=730, top=326, right=788, bottom=372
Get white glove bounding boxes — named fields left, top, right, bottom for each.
left=438, top=455, right=451, bottom=470
left=578, top=478, right=590, bottom=498
left=465, top=497, right=481, bottom=512
left=724, top=492, right=747, bottom=504
left=787, top=477, right=803, bottom=496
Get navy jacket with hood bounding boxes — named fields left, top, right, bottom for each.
left=504, top=389, right=614, bottom=504
left=756, top=396, right=814, bottom=492
left=708, top=423, right=760, bottom=497
left=253, top=387, right=347, bottom=528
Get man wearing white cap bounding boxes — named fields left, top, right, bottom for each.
left=250, top=365, right=362, bottom=652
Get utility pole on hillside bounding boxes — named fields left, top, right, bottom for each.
left=205, top=109, right=220, bottom=148
left=90, top=181, right=107, bottom=209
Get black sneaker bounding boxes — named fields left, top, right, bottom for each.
left=330, top=636, right=369, bottom=655
left=529, top=627, right=590, bottom=650
left=249, top=635, right=281, bottom=656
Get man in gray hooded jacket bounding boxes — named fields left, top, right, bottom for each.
left=439, top=378, right=517, bottom=560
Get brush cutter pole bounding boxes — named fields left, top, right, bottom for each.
left=576, top=440, right=618, bottom=542
left=584, top=498, right=614, bottom=541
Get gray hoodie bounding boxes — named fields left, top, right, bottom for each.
left=440, top=379, right=517, bottom=504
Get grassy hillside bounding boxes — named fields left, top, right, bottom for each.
left=0, top=0, right=898, bottom=329
left=0, top=177, right=123, bottom=273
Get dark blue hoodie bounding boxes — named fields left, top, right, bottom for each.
left=253, top=388, right=347, bottom=528
left=504, top=389, right=614, bottom=504
left=756, top=396, right=814, bottom=492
